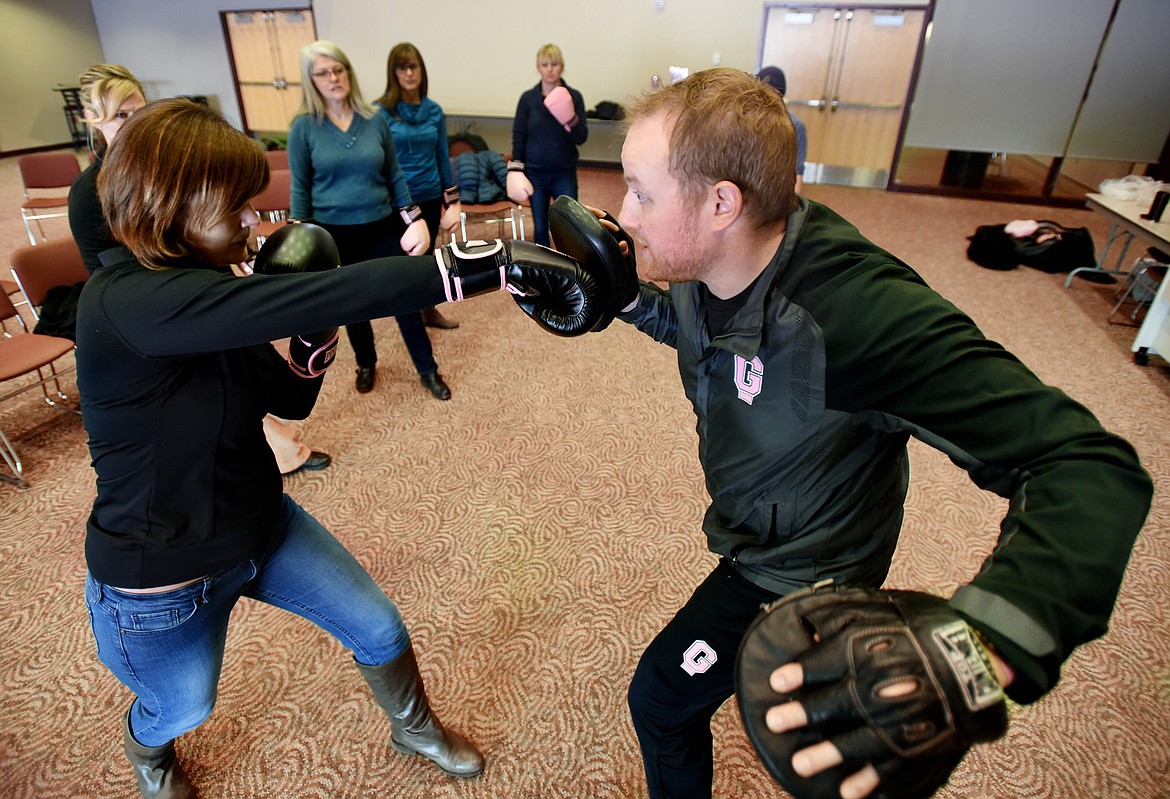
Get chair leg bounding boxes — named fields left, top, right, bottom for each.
left=1108, top=260, right=1161, bottom=323
left=1109, top=274, right=1141, bottom=321
left=35, top=365, right=71, bottom=406
left=21, top=212, right=37, bottom=246
left=0, top=427, right=28, bottom=488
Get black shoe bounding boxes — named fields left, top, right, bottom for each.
left=285, top=451, right=331, bottom=476
left=422, top=306, right=460, bottom=329
left=420, top=372, right=451, bottom=400
left=356, top=367, right=376, bottom=393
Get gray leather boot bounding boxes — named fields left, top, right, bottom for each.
left=356, top=645, right=485, bottom=778
left=122, top=708, right=194, bottom=798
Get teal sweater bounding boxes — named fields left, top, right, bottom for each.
left=377, top=98, right=455, bottom=204
left=287, top=111, right=413, bottom=225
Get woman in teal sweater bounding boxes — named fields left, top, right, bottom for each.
left=375, top=42, right=463, bottom=330
left=288, top=40, right=451, bottom=399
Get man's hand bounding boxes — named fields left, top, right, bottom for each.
left=735, top=584, right=1009, bottom=799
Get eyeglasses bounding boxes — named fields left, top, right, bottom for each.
left=311, top=66, right=347, bottom=80
left=395, top=63, right=421, bottom=74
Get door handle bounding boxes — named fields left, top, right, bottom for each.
left=834, top=101, right=903, bottom=111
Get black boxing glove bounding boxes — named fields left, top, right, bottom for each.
left=547, top=196, right=639, bottom=332
left=735, top=583, right=1008, bottom=799
left=252, top=223, right=342, bottom=377
left=286, top=330, right=340, bottom=378
left=433, top=238, right=604, bottom=337
left=252, top=222, right=340, bottom=276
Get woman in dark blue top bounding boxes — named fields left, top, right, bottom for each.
left=508, top=43, right=588, bottom=247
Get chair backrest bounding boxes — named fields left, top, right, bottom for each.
left=265, top=149, right=289, bottom=172
left=253, top=169, right=291, bottom=216
left=0, top=287, right=36, bottom=336
left=18, top=152, right=82, bottom=192
left=10, top=237, right=90, bottom=309
left=0, top=286, right=23, bottom=325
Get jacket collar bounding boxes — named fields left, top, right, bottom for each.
left=684, top=196, right=812, bottom=358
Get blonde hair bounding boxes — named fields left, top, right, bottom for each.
left=296, top=40, right=374, bottom=121
left=78, top=63, right=146, bottom=152
left=536, top=43, right=564, bottom=67
left=625, top=67, right=797, bottom=227
left=100, top=99, right=269, bottom=269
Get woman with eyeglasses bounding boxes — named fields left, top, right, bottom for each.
left=374, top=42, right=463, bottom=331
left=288, top=40, right=452, bottom=399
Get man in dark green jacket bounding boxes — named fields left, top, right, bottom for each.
left=604, top=67, right=1151, bottom=799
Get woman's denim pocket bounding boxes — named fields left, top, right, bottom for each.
left=106, top=580, right=206, bottom=635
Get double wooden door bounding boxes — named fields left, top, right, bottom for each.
left=761, top=5, right=927, bottom=187
left=223, top=9, right=316, bottom=136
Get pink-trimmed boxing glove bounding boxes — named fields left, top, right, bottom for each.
left=544, top=86, right=578, bottom=131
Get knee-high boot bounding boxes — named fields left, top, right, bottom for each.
left=355, top=645, right=485, bottom=778
left=122, top=709, right=194, bottom=798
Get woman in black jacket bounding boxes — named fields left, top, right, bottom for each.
left=78, top=98, right=494, bottom=798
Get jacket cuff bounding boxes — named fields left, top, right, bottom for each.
left=950, top=584, right=1057, bottom=704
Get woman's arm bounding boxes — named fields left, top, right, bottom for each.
left=287, top=117, right=314, bottom=221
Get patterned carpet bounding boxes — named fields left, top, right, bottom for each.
left=1, top=158, right=1168, bottom=798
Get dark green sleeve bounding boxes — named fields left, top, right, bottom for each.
left=618, top=282, right=680, bottom=349
left=816, top=260, right=1152, bottom=703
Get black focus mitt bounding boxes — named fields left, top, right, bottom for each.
left=735, top=583, right=1008, bottom=799
left=547, top=196, right=639, bottom=331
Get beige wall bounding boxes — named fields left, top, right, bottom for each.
left=85, top=0, right=769, bottom=135
left=318, top=0, right=766, bottom=117
left=0, top=0, right=105, bottom=152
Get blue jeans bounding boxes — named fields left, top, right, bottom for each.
left=85, top=495, right=410, bottom=747
left=528, top=168, right=579, bottom=247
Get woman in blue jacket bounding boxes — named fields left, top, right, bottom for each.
left=375, top=41, right=462, bottom=331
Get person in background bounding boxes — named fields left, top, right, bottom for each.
left=288, top=40, right=451, bottom=399
left=69, top=63, right=331, bottom=477
left=375, top=41, right=461, bottom=331
left=67, top=63, right=147, bottom=271
left=507, top=43, right=588, bottom=247
left=574, top=67, right=1150, bottom=799
left=758, top=66, right=807, bottom=193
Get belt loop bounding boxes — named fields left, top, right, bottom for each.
left=88, top=574, right=105, bottom=603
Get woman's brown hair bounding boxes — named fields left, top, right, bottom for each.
left=99, top=98, right=268, bottom=268
left=376, top=42, right=428, bottom=114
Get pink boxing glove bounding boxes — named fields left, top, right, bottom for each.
left=507, top=160, right=534, bottom=204
left=544, top=86, right=578, bottom=131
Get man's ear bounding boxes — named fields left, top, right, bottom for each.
left=710, top=180, right=743, bottom=233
